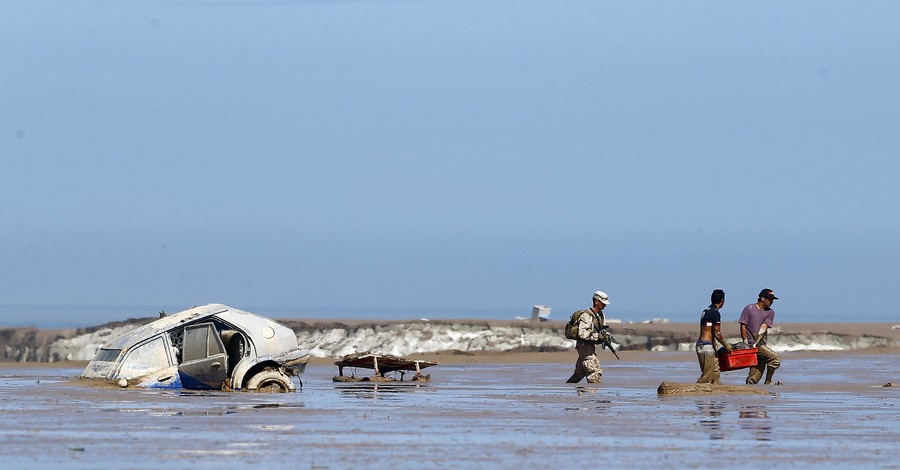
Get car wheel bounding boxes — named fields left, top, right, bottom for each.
left=246, top=369, right=294, bottom=392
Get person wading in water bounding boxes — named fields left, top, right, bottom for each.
left=566, top=291, right=610, bottom=384
left=696, top=289, right=732, bottom=384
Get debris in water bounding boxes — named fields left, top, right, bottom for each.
left=333, top=352, right=437, bottom=382
left=657, top=381, right=768, bottom=395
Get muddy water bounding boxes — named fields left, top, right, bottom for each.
left=1, top=352, right=897, bottom=469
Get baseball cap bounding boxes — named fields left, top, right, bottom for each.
left=593, top=291, right=610, bottom=305
left=758, top=288, right=779, bottom=300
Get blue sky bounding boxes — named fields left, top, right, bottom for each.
left=2, top=1, right=899, bottom=327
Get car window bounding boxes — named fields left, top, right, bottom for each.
left=83, top=348, right=123, bottom=379
left=94, top=348, right=121, bottom=363
left=119, top=337, right=170, bottom=379
left=183, top=325, right=208, bottom=361
left=182, top=323, right=227, bottom=362
left=208, top=328, right=224, bottom=356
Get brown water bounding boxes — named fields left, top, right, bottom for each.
left=1, top=352, right=897, bottom=469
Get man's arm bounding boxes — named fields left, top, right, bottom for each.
left=577, top=312, right=600, bottom=342
left=738, top=305, right=752, bottom=344
left=756, top=323, right=769, bottom=344
left=713, top=324, right=732, bottom=351
left=597, top=328, right=620, bottom=360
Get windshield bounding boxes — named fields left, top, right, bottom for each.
left=118, top=337, right=171, bottom=380
left=82, top=348, right=122, bottom=379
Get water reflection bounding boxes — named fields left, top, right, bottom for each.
left=101, top=407, right=237, bottom=416
left=696, top=400, right=725, bottom=440
left=149, top=410, right=236, bottom=417
left=739, top=405, right=772, bottom=441
left=565, top=386, right=611, bottom=412
left=246, top=403, right=305, bottom=409
left=173, top=391, right=222, bottom=398
left=334, top=383, right=428, bottom=400
left=575, top=385, right=600, bottom=397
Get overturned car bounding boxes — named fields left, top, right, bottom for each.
left=81, top=304, right=310, bottom=392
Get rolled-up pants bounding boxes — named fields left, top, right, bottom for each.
left=746, top=343, right=781, bottom=384
left=696, top=342, right=720, bottom=384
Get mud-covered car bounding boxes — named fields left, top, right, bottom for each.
left=81, top=304, right=310, bottom=392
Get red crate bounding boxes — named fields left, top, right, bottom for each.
left=717, top=347, right=758, bottom=371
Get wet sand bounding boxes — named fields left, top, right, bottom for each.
left=1, top=350, right=898, bottom=469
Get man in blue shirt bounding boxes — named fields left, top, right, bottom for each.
left=696, top=289, right=732, bottom=384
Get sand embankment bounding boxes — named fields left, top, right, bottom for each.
left=2, top=318, right=899, bottom=363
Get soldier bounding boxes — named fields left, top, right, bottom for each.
left=696, top=289, right=732, bottom=384
left=566, top=291, right=609, bottom=384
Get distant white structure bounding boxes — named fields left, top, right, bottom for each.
left=642, top=318, right=670, bottom=324
left=516, top=305, right=551, bottom=322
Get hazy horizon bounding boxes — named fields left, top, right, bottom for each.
left=0, top=298, right=893, bottom=329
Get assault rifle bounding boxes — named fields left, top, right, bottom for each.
left=596, top=325, right=621, bottom=360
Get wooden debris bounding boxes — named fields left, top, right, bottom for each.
left=657, top=381, right=769, bottom=395
left=333, top=352, right=437, bottom=382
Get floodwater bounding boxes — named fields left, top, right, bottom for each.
left=1, top=352, right=897, bottom=469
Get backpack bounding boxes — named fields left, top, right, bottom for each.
left=565, top=310, right=587, bottom=340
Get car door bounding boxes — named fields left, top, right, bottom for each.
left=178, top=322, right=228, bottom=390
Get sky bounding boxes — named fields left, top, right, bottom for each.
left=2, top=0, right=899, bottom=327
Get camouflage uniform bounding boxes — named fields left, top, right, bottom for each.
left=566, top=309, right=604, bottom=384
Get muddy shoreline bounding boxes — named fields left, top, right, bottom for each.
left=4, top=345, right=899, bottom=368
left=1, top=350, right=897, bottom=469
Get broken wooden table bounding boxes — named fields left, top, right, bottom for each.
left=332, top=352, right=438, bottom=382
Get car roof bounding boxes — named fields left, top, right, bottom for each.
left=100, top=303, right=288, bottom=350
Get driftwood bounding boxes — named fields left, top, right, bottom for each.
left=657, top=381, right=769, bottom=395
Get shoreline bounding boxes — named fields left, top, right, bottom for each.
left=4, top=346, right=899, bottom=369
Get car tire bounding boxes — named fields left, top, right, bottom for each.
left=246, top=369, right=295, bottom=392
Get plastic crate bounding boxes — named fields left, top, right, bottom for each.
left=717, top=347, right=758, bottom=371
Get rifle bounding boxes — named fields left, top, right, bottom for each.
left=596, top=325, right=621, bottom=360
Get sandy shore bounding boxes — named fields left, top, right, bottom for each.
left=1, top=350, right=897, bottom=469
